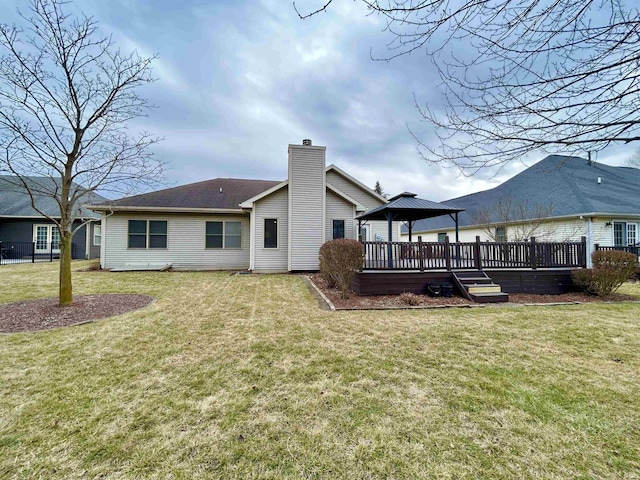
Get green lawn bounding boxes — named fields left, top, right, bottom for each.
left=1, top=261, right=639, bottom=479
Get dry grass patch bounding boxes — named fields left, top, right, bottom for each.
left=0, top=262, right=639, bottom=479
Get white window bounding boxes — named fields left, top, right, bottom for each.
left=205, top=221, right=242, bottom=249
left=93, top=225, right=102, bottom=246
left=627, top=223, right=637, bottom=246
left=128, top=220, right=167, bottom=249
left=33, top=224, right=60, bottom=254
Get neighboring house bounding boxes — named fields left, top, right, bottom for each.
left=0, top=176, right=106, bottom=260
left=89, top=140, right=396, bottom=272
left=400, top=155, right=640, bottom=263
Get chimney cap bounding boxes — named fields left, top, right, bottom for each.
left=302, top=139, right=312, bottom=146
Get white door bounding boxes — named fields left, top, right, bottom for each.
left=33, top=225, right=61, bottom=254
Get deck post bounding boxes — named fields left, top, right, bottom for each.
left=32, top=242, right=35, bottom=263
left=418, top=236, right=424, bottom=272
left=387, top=212, right=393, bottom=269
left=474, top=236, right=482, bottom=270
left=530, top=236, right=537, bottom=270
left=583, top=237, right=589, bottom=267
left=445, top=236, right=451, bottom=271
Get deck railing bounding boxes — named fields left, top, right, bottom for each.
left=595, top=244, right=640, bottom=257
left=362, top=236, right=587, bottom=271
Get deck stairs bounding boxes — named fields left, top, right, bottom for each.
left=452, top=270, right=509, bottom=303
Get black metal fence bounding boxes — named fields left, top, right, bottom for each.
left=0, top=241, right=78, bottom=265
left=362, top=236, right=588, bottom=271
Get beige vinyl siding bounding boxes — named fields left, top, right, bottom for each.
left=102, top=213, right=250, bottom=270
left=253, top=186, right=289, bottom=272
left=288, top=145, right=325, bottom=270
left=325, top=170, right=399, bottom=241
left=326, top=190, right=355, bottom=240
left=400, top=219, right=590, bottom=243
left=368, top=220, right=399, bottom=242
left=326, top=170, right=383, bottom=210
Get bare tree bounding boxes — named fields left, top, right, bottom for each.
left=470, top=195, right=584, bottom=241
left=296, top=1, right=640, bottom=174
left=0, top=0, right=163, bottom=305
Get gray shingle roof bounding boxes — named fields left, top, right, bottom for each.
left=406, top=155, right=640, bottom=233
left=0, top=176, right=107, bottom=219
left=97, top=178, right=282, bottom=210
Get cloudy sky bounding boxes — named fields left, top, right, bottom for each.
left=3, top=0, right=636, bottom=201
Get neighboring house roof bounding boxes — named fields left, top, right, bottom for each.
left=405, top=155, right=640, bottom=233
left=0, top=176, right=106, bottom=219
left=359, top=192, right=464, bottom=222
left=91, top=178, right=282, bottom=212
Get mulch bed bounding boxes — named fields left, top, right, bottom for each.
left=308, top=274, right=638, bottom=310
left=0, top=294, right=155, bottom=333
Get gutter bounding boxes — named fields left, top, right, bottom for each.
left=86, top=205, right=249, bottom=215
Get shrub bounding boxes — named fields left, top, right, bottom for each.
left=572, top=250, right=638, bottom=296
left=399, top=292, right=421, bottom=306
left=319, top=239, right=364, bottom=298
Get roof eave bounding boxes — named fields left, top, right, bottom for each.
left=239, top=180, right=289, bottom=208
left=86, top=205, right=248, bottom=215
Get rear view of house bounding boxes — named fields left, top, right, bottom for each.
left=90, top=140, right=397, bottom=271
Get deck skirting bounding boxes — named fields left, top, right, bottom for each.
left=351, top=268, right=580, bottom=296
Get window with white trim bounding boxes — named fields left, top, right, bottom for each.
left=206, top=221, right=242, bottom=249
left=264, top=219, right=278, bottom=248
left=93, top=225, right=102, bottom=246
left=128, top=220, right=167, bottom=249
left=495, top=226, right=507, bottom=242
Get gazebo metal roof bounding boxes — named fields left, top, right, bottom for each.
left=357, top=192, right=464, bottom=223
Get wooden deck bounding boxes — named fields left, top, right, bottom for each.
left=355, top=238, right=586, bottom=297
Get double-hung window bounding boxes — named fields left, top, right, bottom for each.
left=128, top=220, right=167, bottom=249
left=332, top=219, right=345, bottom=239
left=93, top=225, right=102, bottom=246
left=495, top=226, right=507, bottom=242
left=206, top=221, right=242, bottom=249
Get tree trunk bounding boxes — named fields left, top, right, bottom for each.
left=59, top=229, right=73, bottom=306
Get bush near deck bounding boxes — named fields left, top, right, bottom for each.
left=573, top=250, right=638, bottom=296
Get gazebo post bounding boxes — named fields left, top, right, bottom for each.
left=408, top=221, right=413, bottom=242
left=455, top=212, right=459, bottom=243
left=387, top=211, right=394, bottom=269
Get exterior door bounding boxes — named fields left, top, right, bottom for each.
left=33, top=224, right=61, bottom=254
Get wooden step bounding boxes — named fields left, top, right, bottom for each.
left=470, top=292, right=509, bottom=303
left=466, top=283, right=502, bottom=294
left=458, top=277, right=494, bottom=284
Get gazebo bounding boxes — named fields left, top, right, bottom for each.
left=356, top=192, right=465, bottom=269
left=356, top=191, right=465, bottom=242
